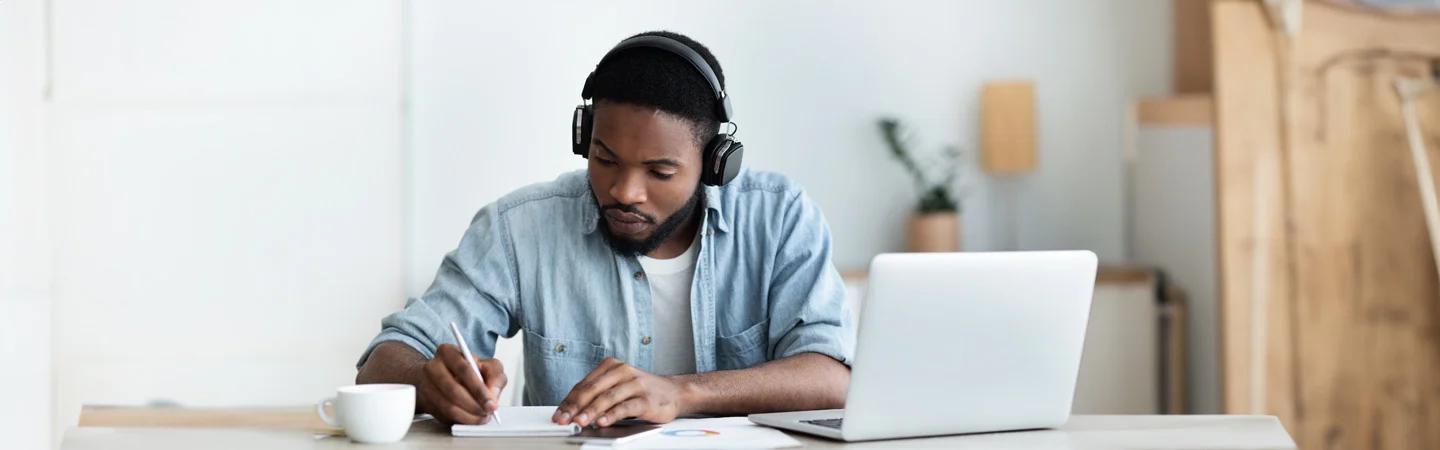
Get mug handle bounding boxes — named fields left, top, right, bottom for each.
left=317, top=397, right=341, bottom=428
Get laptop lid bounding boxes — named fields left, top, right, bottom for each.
left=839, top=251, right=1097, bottom=441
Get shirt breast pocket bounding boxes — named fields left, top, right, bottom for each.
left=522, top=330, right=609, bottom=406
left=717, top=319, right=769, bottom=370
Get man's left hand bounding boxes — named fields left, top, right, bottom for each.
left=552, top=357, right=689, bottom=427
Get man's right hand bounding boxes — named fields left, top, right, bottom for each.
left=415, top=343, right=508, bottom=426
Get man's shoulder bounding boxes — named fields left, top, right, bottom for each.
left=491, top=170, right=591, bottom=215
left=711, top=169, right=816, bottom=231
left=717, top=168, right=805, bottom=199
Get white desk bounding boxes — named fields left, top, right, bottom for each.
left=64, top=414, right=1295, bottom=450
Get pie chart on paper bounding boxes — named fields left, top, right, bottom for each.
left=662, top=429, right=721, bottom=437
left=625, top=417, right=803, bottom=449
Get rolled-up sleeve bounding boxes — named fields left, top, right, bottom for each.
left=356, top=205, right=521, bottom=368
left=765, top=190, right=854, bottom=366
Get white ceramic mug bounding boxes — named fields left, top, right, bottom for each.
left=317, top=384, right=416, bottom=444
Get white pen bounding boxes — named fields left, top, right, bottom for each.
left=448, top=321, right=502, bottom=425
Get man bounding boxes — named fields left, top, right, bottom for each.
left=356, top=31, right=852, bottom=429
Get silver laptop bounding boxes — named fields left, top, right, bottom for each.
left=749, top=251, right=1097, bottom=442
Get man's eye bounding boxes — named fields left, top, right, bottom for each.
left=651, top=171, right=674, bottom=180
left=596, top=158, right=617, bottom=166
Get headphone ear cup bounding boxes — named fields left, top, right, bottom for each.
left=701, top=136, right=727, bottom=186
left=715, top=139, right=744, bottom=186
left=701, top=135, right=744, bottom=186
left=572, top=105, right=594, bottom=158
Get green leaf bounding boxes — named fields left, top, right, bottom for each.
left=877, top=117, right=964, bottom=214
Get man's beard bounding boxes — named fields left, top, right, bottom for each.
left=594, top=185, right=705, bottom=258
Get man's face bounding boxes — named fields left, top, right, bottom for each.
left=587, top=102, right=705, bottom=257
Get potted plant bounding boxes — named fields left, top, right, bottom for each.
left=878, top=117, right=963, bottom=252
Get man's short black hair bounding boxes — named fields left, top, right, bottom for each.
left=588, top=30, right=725, bottom=148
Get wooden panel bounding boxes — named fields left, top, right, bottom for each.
left=1163, top=283, right=1190, bottom=414
left=980, top=81, right=1037, bottom=174
left=1321, top=0, right=1440, bottom=17
left=1214, top=1, right=1440, bottom=449
left=1095, top=266, right=1156, bottom=285
left=1137, top=95, right=1214, bottom=126
left=841, top=266, right=1154, bottom=286
left=1174, top=0, right=1215, bottom=93
left=1213, top=0, right=1293, bottom=422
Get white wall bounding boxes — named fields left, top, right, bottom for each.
left=406, top=0, right=1172, bottom=285
left=1, top=2, right=53, bottom=449
left=1131, top=126, right=1221, bottom=413
left=43, top=0, right=405, bottom=445
left=4, top=2, right=1176, bottom=447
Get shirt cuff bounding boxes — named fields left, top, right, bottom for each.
left=774, top=323, right=853, bottom=367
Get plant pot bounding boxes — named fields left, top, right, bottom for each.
left=906, top=212, right=960, bottom=252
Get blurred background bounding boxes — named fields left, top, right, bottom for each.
left=3, top=1, right=1438, bottom=450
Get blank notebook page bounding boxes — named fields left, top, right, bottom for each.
left=451, top=406, right=582, bottom=437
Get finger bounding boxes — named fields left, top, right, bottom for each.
left=441, top=350, right=496, bottom=414
left=415, top=377, right=451, bottom=424
left=426, top=356, right=486, bottom=419
left=427, top=356, right=484, bottom=414
left=555, top=358, right=623, bottom=420
left=418, top=379, right=481, bottom=425
left=554, top=358, right=626, bottom=423
left=597, top=398, right=649, bottom=428
left=557, top=359, right=629, bottom=422
left=420, top=374, right=484, bottom=425
left=566, top=365, right=640, bottom=426
left=433, top=393, right=485, bottom=425
left=478, top=358, right=508, bottom=411
left=580, top=381, right=644, bottom=428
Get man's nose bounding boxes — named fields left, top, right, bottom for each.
left=609, top=170, right=647, bottom=206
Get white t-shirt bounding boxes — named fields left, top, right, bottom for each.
left=636, top=231, right=701, bottom=376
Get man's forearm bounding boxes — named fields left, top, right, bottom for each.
left=356, top=341, right=429, bottom=392
left=672, top=352, right=849, bottom=416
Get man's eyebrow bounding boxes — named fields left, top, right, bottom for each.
left=593, top=138, right=618, bottom=158
left=594, top=138, right=682, bottom=167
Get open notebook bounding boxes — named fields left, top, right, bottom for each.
left=451, top=406, right=582, bottom=437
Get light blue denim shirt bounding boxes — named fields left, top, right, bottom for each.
left=357, top=168, right=853, bottom=406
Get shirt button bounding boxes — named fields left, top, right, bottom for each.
left=555, top=344, right=566, bottom=353
left=706, top=229, right=714, bottom=236
left=634, top=271, right=644, bottom=280
left=642, top=336, right=652, bottom=345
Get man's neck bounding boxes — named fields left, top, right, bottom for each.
left=645, top=211, right=701, bottom=260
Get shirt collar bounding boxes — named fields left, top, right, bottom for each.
left=582, top=196, right=600, bottom=235
left=702, top=185, right=731, bottom=234
left=580, top=184, right=731, bottom=235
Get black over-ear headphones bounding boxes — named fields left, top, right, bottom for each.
left=572, top=35, right=743, bottom=186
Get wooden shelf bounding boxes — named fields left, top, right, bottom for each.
left=842, top=265, right=1156, bottom=286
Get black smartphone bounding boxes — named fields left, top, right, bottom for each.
left=565, top=424, right=663, bottom=445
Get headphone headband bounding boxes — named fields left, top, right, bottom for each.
left=580, top=35, right=734, bottom=122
